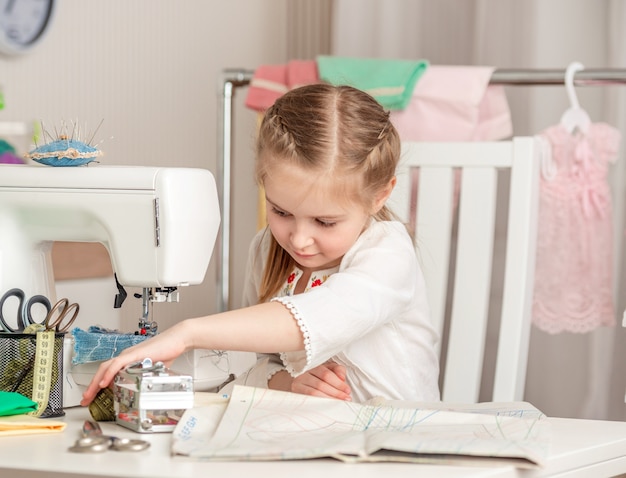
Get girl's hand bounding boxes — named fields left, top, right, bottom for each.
left=290, top=361, right=352, bottom=401
left=80, top=322, right=190, bottom=406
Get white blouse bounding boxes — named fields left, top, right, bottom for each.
left=221, top=220, right=441, bottom=403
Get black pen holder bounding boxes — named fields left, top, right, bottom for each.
left=0, top=332, right=65, bottom=418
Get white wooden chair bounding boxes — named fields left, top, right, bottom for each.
left=388, top=138, right=540, bottom=403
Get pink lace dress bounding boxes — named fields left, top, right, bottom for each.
left=532, top=122, right=621, bottom=334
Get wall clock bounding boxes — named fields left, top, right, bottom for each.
left=0, top=0, right=55, bottom=55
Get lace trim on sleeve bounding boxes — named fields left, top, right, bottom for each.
left=271, top=296, right=312, bottom=375
left=266, top=367, right=284, bottom=382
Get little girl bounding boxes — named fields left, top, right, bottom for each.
left=81, top=84, right=440, bottom=406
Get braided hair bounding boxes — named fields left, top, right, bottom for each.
left=255, top=84, right=401, bottom=302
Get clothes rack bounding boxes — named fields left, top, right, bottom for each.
left=490, top=68, right=626, bottom=85
left=215, top=67, right=626, bottom=312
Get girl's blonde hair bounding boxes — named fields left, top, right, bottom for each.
left=255, top=84, right=401, bottom=302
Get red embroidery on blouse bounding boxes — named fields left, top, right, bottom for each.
left=311, top=279, right=322, bottom=287
left=287, top=273, right=296, bottom=284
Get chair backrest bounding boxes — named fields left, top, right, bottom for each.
left=388, top=138, right=540, bottom=403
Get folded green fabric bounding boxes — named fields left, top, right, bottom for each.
left=0, top=391, right=38, bottom=417
left=317, top=56, right=428, bottom=110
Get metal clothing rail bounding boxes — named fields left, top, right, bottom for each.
left=490, top=68, right=626, bottom=85
left=215, top=66, right=626, bottom=312
left=215, top=69, right=255, bottom=313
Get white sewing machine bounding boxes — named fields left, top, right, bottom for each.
left=0, top=164, right=220, bottom=300
left=0, top=164, right=224, bottom=405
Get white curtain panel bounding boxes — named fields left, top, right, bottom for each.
left=331, top=0, right=626, bottom=420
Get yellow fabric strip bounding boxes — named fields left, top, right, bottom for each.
left=0, top=414, right=66, bottom=436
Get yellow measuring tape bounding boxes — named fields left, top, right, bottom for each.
left=28, top=330, right=55, bottom=417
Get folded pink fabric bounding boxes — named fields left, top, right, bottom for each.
left=287, top=60, right=319, bottom=90
left=390, top=66, right=512, bottom=141
left=245, top=60, right=318, bottom=111
left=391, top=66, right=512, bottom=223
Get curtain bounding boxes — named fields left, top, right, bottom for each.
left=331, top=0, right=626, bottom=420
left=287, top=0, right=333, bottom=60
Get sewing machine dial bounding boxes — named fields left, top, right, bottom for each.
left=0, top=0, right=55, bottom=55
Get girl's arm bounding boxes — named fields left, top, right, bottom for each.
left=80, top=301, right=303, bottom=406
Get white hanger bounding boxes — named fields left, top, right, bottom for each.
left=559, top=62, right=591, bottom=134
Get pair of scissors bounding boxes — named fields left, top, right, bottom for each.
left=43, top=297, right=80, bottom=333
left=0, top=288, right=52, bottom=333
left=68, top=420, right=150, bottom=453
left=0, top=288, right=79, bottom=334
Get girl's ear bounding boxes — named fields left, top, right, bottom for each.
left=371, top=176, right=397, bottom=214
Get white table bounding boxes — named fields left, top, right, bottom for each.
left=1, top=406, right=626, bottom=478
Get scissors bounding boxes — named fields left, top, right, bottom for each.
left=0, top=288, right=52, bottom=333
left=43, top=297, right=80, bottom=333
left=68, top=420, right=150, bottom=453
left=0, top=288, right=79, bottom=333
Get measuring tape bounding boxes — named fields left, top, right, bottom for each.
left=28, top=330, right=55, bottom=417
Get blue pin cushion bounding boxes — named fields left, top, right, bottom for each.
left=25, top=137, right=103, bottom=167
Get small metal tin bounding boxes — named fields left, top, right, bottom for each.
left=113, top=358, right=194, bottom=433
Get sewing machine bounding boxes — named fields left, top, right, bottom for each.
left=0, top=164, right=220, bottom=302
left=0, top=164, right=223, bottom=405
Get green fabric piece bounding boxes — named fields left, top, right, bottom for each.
left=317, top=56, right=428, bottom=110
left=0, top=391, right=38, bottom=416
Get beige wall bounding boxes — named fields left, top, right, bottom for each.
left=1, top=1, right=287, bottom=330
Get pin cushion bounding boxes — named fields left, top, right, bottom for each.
left=25, top=135, right=103, bottom=167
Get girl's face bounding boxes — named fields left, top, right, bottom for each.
left=263, top=163, right=371, bottom=273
